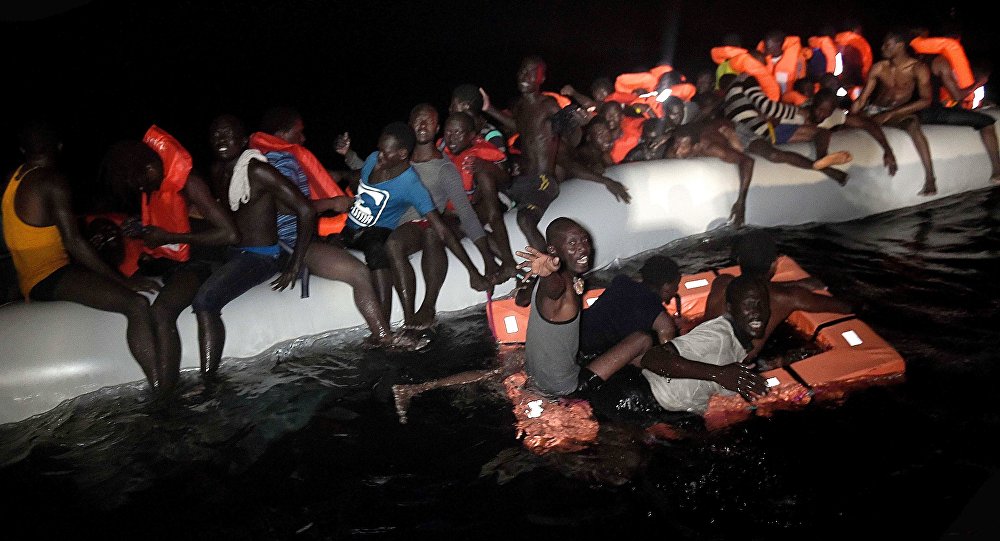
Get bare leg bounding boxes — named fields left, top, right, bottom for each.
left=384, top=223, right=424, bottom=328
left=749, top=139, right=848, bottom=186
left=53, top=266, right=161, bottom=388
left=896, top=117, right=936, bottom=195
left=373, top=268, right=394, bottom=326
left=391, top=368, right=501, bottom=423
left=306, top=242, right=394, bottom=342
left=516, top=206, right=547, bottom=251
left=412, top=226, right=446, bottom=329
left=585, top=331, right=655, bottom=381
left=149, top=266, right=205, bottom=391
left=978, top=126, right=1000, bottom=183
left=195, top=310, right=225, bottom=374
left=476, top=168, right=518, bottom=283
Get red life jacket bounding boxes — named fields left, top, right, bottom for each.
left=142, top=125, right=191, bottom=262
left=610, top=116, right=644, bottom=164
left=249, top=132, right=349, bottom=237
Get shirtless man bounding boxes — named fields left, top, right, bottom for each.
left=851, top=30, right=937, bottom=195
left=198, top=114, right=315, bottom=373
left=484, top=56, right=628, bottom=249
left=573, top=117, right=615, bottom=174
left=4, top=120, right=164, bottom=390
left=700, top=229, right=852, bottom=362
left=388, top=104, right=492, bottom=331
left=442, top=111, right=519, bottom=283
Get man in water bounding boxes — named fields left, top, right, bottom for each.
left=197, top=114, right=315, bottom=373
left=639, top=275, right=771, bottom=414
left=700, top=229, right=853, bottom=362
left=483, top=56, right=629, bottom=249
left=4, top=120, right=164, bottom=390
left=851, top=29, right=937, bottom=195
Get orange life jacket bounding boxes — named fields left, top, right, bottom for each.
left=610, top=116, right=644, bottom=164
left=614, top=71, right=658, bottom=95
left=758, top=35, right=810, bottom=103
left=910, top=36, right=976, bottom=108
left=835, top=31, right=872, bottom=79
left=249, top=132, right=349, bottom=237
left=542, top=91, right=572, bottom=109
left=444, top=137, right=507, bottom=196
left=141, top=125, right=191, bottom=262
left=83, top=212, right=144, bottom=278
left=711, top=46, right=781, bottom=102
left=808, top=35, right=838, bottom=74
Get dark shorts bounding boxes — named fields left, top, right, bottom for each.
left=919, top=105, right=995, bottom=130
left=138, top=257, right=214, bottom=284
left=341, top=225, right=394, bottom=270
left=28, top=264, right=70, bottom=301
left=191, top=246, right=283, bottom=313
left=503, top=173, right=559, bottom=213
left=773, top=123, right=800, bottom=145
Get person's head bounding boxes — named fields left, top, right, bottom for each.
left=662, top=96, right=686, bottom=127
left=655, top=70, right=683, bottom=94
left=881, top=29, right=914, bottom=60
left=259, top=105, right=305, bottom=145
left=409, top=103, right=439, bottom=146
left=17, top=119, right=62, bottom=158
left=734, top=229, right=778, bottom=278
left=694, top=70, right=715, bottom=95
left=101, top=140, right=163, bottom=194
left=85, top=217, right=124, bottom=269
left=639, top=255, right=681, bottom=301
left=443, top=112, right=476, bottom=155
left=668, top=124, right=701, bottom=159
left=641, top=116, right=667, bottom=141
left=208, top=114, right=248, bottom=162
left=545, top=217, right=592, bottom=275
left=517, top=56, right=547, bottom=94
left=376, top=121, right=416, bottom=168
left=809, top=88, right=840, bottom=123
left=596, top=101, right=623, bottom=131
left=748, top=48, right=767, bottom=65
left=763, top=30, right=787, bottom=57
left=725, top=275, right=770, bottom=340
left=590, top=77, right=614, bottom=102
left=449, top=83, right=483, bottom=115
left=584, top=117, right=613, bottom=154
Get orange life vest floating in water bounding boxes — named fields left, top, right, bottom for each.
left=757, top=35, right=810, bottom=104
left=910, top=36, right=976, bottom=108
left=834, top=31, right=872, bottom=79
left=249, top=132, right=349, bottom=237
left=711, top=46, right=782, bottom=102
left=142, top=125, right=191, bottom=262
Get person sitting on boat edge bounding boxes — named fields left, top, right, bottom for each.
left=518, top=217, right=654, bottom=397
left=639, top=275, right=771, bottom=414
left=386, top=104, right=493, bottom=333
left=701, top=228, right=853, bottom=364
left=4, top=120, right=165, bottom=391
left=578, top=254, right=682, bottom=359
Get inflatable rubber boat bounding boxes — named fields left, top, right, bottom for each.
left=1, top=108, right=997, bottom=425
left=489, top=255, right=905, bottom=455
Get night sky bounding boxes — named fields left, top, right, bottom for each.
left=3, top=0, right=996, bottom=207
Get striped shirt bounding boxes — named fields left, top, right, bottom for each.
left=267, top=150, right=309, bottom=248
left=723, top=77, right=801, bottom=139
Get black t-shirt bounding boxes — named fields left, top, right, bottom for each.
left=579, top=274, right=665, bottom=355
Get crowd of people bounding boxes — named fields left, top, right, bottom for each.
left=3, top=21, right=998, bottom=417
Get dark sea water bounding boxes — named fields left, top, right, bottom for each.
left=3, top=186, right=999, bottom=540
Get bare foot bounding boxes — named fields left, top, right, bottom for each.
left=495, top=261, right=518, bottom=285
left=990, top=172, right=1000, bottom=185
left=813, top=150, right=852, bottom=170
left=406, top=307, right=438, bottom=331
left=918, top=179, right=938, bottom=196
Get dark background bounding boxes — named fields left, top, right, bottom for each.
left=2, top=0, right=997, bottom=208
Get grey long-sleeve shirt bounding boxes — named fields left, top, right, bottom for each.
left=401, top=158, right=486, bottom=242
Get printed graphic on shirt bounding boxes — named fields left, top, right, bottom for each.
left=349, top=182, right=390, bottom=227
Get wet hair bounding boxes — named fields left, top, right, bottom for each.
left=639, top=255, right=680, bottom=288
left=409, top=102, right=438, bottom=123
left=446, top=111, right=476, bottom=132
left=259, top=105, right=302, bottom=135
left=381, top=121, right=416, bottom=154
left=734, top=229, right=778, bottom=277
left=451, top=84, right=483, bottom=112
left=726, top=274, right=768, bottom=306
left=17, top=119, right=60, bottom=156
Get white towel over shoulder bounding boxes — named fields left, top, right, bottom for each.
left=229, top=149, right=268, bottom=211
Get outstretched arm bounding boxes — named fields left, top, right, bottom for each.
left=640, top=342, right=767, bottom=401
left=555, top=150, right=631, bottom=203
left=481, top=88, right=518, bottom=134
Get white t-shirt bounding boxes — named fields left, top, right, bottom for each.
left=641, top=315, right=748, bottom=414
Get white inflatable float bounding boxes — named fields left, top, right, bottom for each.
left=2, top=109, right=998, bottom=424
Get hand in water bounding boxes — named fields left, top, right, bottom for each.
left=715, top=363, right=768, bottom=402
